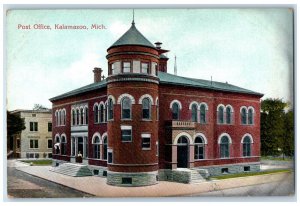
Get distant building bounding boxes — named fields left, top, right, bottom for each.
left=10, top=109, right=52, bottom=159
left=50, top=20, right=263, bottom=186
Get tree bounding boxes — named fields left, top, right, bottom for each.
left=33, top=104, right=48, bottom=110
left=260, top=98, right=294, bottom=158
left=7, top=111, right=26, bottom=150
left=284, top=110, right=294, bottom=157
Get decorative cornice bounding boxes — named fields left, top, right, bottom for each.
left=106, top=51, right=159, bottom=59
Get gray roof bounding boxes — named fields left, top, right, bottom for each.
left=49, top=80, right=107, bottom=101
left=50, top=72, right=262, bottom=102
left=158, top=72, right=263, bottom=96
left=160, top=54, right=169, bottom=59
left=108, top=22, right=155, bottom=49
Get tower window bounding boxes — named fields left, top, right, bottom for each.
left=142, top=98, right=151, bottom=119
left=123, top=62, right=131, bottom=73
left=141, top=63, right=149, bottom=74
left=121, top=97, right=132, bottom=119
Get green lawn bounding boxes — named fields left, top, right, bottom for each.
left=212, top=169, right=292, bottom=180
left=21, top=159, right=52, bottom=166
left=260, top=156, right=293, bottom=161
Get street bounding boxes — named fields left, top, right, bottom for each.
left=6, top=159, right=295, bottom=198
left=7, top=164, right=93, bottom=198
left=186, top=172, right=295, bottom=197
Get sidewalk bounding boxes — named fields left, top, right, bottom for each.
left=13, top=161, right=293, bottom=197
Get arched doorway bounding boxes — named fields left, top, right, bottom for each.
left=177, top=136, right=189, bottom=168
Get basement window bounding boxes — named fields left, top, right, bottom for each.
left=103, top=171, right=107, bottom=176
left=221, top=168, right=229, bottom=174
left=93, top=170, right=99, bottom=175
left=244, top=166, right=250, bottom=172
left=122, top=177, right=132, bottom=184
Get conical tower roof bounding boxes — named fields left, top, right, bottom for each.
left=108, top=22, right=155, bottom=50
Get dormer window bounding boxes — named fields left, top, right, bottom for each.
left=141, top=63, right=149, bottom=74
left=123, top=62, right=131, bottom=73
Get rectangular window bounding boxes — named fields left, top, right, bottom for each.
left=122, top=177, right=132, bottom=184
left=123, top=62, right=131, bottom=73
left=30, top=122, right=38, bottom=131
left=141, top=134, right=151, bottom=149
left=30, top=140, right=38, bottom=149
left=32, top=114, right=36, bottom=117
left=244, top=166, right=250, bottom=172
left=108, top=151, right=113, bottom=163
left=111, top=63, right=116, bottom=74
left=48, top=122, right=52, bottom=132
left=121, top=129, right=132, bottom=142
left=17, top=139, right=21, bottom=149
left=221, top=168, right=229, bottom=174
left=48, top=153, right=52, bottom=158
left=47, top=139, right=52, bottom=149
left=156, top=141, right=159, bottom=156
left=141, top=63, right=149, bottom=74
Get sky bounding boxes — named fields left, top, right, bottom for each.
left=6, top=8, right=294, bottom=110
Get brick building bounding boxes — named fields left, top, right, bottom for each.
left=50, top=20, right=263, bottom=186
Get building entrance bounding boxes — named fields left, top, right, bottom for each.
left=177, top=136, right=189, bottom=168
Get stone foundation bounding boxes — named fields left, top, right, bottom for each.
left=107, top=171, right=158, bottom=187
left=87, top=165, right=108, bottom=177
left=198, top=162, right=261, bottom=177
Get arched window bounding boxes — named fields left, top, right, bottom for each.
left=243, top=136, right=251, bottom=157
left=226, top=106, right=232, bottom=124
left=177, top=136, right=188, bottom=144
left=200, top=104, right=207, bottom=124
left=191, top=104, right=198, bottom=122
left=220, top=136, right=230, bottom=158
left=94, top=104, right=99, bottom=123
left=76, top=108, right=80, bottom=125
left=80, top=108, right=84, bottom=125
left=121, top=97, right=131, bottom=119
left=55, top=135, right=60, bottom=154
left=71, top=136, right=75, bottom=156
left=103, top=136, right=107, bottom=160
left=93, top=136, right=101, bottom=159
left=58, top=110, right=61, bottom=126
left=63, top=110, right=66, bottom=125
left=218, top=106, right=224, bottom=124
left=60, top=110, right=63, bottom=126
left=194, top=136, right=205, bottom=159
left=61, top=135, right=67, bottom=155
left=241, top=107, right=247, bottom=124
left=72, top=109, right=76, bottom=126
left=84, top=107, right=88, bottom=124
left=104, top=102, right=108, bottom=122
left=100, top=104, right=104, bottom=122
left=248, top=108, right=254, bottom=125
left=172, top=102, right=180, bottom=120
left=142, top=98, right=151, bottom=119
left=55, top=111, right=58, bottom=126
left=108, top=99, right=114, bottom=120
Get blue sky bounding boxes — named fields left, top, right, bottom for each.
left=6, top=9, right=293, bottom=110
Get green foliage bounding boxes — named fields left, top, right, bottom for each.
left=214, top=169, right=292, bottom=180
left=260, top=98, right=294, bottom=157
left=21, top=159, right=52, bottom=165
left=7, top=111, right=26, bottom=137
left=33, top=104, right=48, bottom=110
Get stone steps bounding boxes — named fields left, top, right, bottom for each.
left=189, top=170, right=206, bottom=184
left=50, top=163, right=93, bottom=177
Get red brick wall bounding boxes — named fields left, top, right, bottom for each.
left=51, top=79, right=262, bottom=171
left=107, top=80, right=159, bottom=172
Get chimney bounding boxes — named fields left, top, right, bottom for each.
left=155, top=42, right=162, bottom=49
left=93, top=67, right=102, bottom=83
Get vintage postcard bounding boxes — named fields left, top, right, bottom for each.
left=5, top=7, right=294, bottom=199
